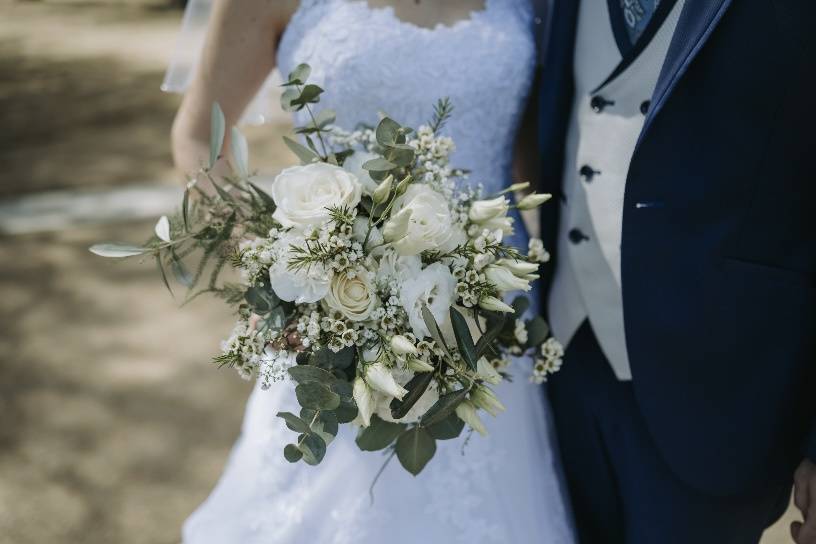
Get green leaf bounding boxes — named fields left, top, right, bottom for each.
left=280, top=87, right=300, bottom=112
left=356, top=415, right=406, bottom=451
left=426, top=412, right=465, bottom=440
left=314, top=108, right=336, bottom=128
left=420, top=388, right=469, bottom=427
left=288, top=364, right=337, bottom=386
left=526, top=316, right=550, bottom=347
left=312, top=346, right=355, bottom=370
left=155, top=254, right=173, bottom=296
left=389, top=372, right=434, bottom=420
left=329, top=380, right=358, bottom=423
left=292, top=84, right=324, bottom=106
left=283, top=136, right=321, bottom=164
left=181, top=188, right=190, bottom=232
left=89, top=243, right=148, bottom=258
left=287, top=63, right=311, bottom=85
left=298, top=433, right=327, bottom=465
left=170, top=252, right=194, bottom=287
left=283, top=443, right=303, bottom=463
left=230, top=126, right=250, bottom=178
left=511, top=295, right=530, bottom=317
left=362, top=157, right=397, bottom=172
left=475, top=313, right=507, bottom=359
left=276, top=411, right=311, bottom=434
left=244, top=284, right=278, bottom=314
left=375, top=117, right=401, bottom=146
left=421, top=305, right=450, bottom=358
left=248, top=182, right=276, bottom=211
left=449, top=307, right=477, bottom=371
left=396, top=427, right=436, bottom=476
left=209, top=103, right=225, bottom=168
left=296, top=382, right=341, bottom=411
left=384, top=144, right=415, bottom=167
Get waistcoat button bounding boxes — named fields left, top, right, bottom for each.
left=579, top=164, right=599, bottom=182
left=640, top=100, right=651, bottom=115
left=568, top=228, right=590, bottom=244
left=590, top=95, right=614, bottom=113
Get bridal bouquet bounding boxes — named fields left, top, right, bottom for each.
left=91, top=64, right=563, bottom=475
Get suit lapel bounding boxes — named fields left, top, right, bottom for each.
left=639, top=0, right=733, bottom=142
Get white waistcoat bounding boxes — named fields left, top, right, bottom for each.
left=547, top=0, right=685, bottom=380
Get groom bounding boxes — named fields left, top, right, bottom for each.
left=531, top=0, right=816, bottom=542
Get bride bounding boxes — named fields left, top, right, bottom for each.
left=167, top=1, right=575, bottom=542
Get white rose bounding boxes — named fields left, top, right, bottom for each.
left=383, top=184, right=466, bottom=256
left=271, top=162, right=362, bottom=230
left=268, top=234, right=330, bottom=303
left=341, top=151, right=380, bottom=195
left=323, top=270, right=378, bottom=322
left=400, top=263, right=457, bottom=340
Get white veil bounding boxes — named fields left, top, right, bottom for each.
left=161, top=0, right=282, bottom=125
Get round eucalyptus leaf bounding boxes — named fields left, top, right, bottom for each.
left=276, top=411, right=311, bottom=434
left=298, top=433, right=327, bottom=465
left=288, top=365, right=337, bottom=385
left=296, top=382, right=341, bottom=411
left=283, top=443, right=303, bottom=463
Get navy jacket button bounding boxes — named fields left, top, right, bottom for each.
left=590, top=95, right=614, bottom=113
left=640, top=100, right=651, bottom=115
left=568, top=228, right=589, bottom=244
left=579, top=164, right=599, bottom=182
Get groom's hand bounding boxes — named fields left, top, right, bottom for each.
left=793, top=459, right=816, bottom=543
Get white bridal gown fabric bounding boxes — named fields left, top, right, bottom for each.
left=180, top=1, right=576, bottom=542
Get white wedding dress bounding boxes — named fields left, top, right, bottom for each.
left=176, top=1, right=576, bottom=542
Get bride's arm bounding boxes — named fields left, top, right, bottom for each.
left=171, top=0, right=297, bottom=175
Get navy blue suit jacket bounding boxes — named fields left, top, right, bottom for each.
left=531, top=0, right=816, bottom=495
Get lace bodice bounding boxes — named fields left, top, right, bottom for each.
left=277, top=0, right=537, bottom=198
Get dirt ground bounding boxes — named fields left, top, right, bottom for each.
left=0, top=0, right=800, bottom=542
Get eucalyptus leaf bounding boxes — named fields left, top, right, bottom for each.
left=420, top=388, right=468, bottom=427
left=449, top=307, right=477, bottom=371
left=384, top=144, right=415, bottom=167
left=283, top=443, right=303, bottom=463
left=209, top=103, right=225, bottom=168
left=375, top=117, right=401, bottom=146
left=396, top=426, right=436, bottom=476
left=526, top=316, right=550, bottom=347
left=296, top=382, right=341, bottom=411
left=288, top=364, right=337, bottom=386
left=280, top=87, right=300, bottom=112
left=298, top=433, right=327, bottom=465
left=356, top=415, right=406, bottom=451
left=276, top=411, right=311, bottom=434
left=283, top=136, right=320, bottom=164
left=362, top=157, right=397, bottom=172
left=292, top=84, right=324, bottom=106
left=313, top=346, right=355, bottom=370
left=426, top=412, right=465, bottom=440
left=390, top=371, right=434, bottom=420
left=511, top=295, right=530, bottom=317
left=230, top=126, right=250, bottom=178
left=330, top=381, right=358, bottom=423
left=89, top=243, right=148, bottom=258
left=287, top=63, right=311, bottom=85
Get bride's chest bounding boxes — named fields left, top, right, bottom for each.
left=277, top=0, right=537, bottom=128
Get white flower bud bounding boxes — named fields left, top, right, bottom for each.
left=353, top=377, right=375, bottom=427
left=407, top=358, right=435, bottom=373
left=479, top=296, right=516, bottom=313
left=476, top=356, right=502, bottom=385
left=372, top=174, right=394, bottom=204
left=395, top=174, right=412, bottom=196
left=364, top=362, right=408, bottom=400
left=495, top=258, right=540, bottom=277
left=470, top=385, right=506, bottom=417
left=469, top=197, right=509, bottom=223
left=484, top=265, right=532, bottom=292
left=456, top=400, right=488, bottom=436
left=390, top=334, right=419, bottom=356
left=507, top=182, right=531, bottom=192
left=516, top=193, right=552, bottom=210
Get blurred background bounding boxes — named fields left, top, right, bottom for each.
left=0, top=0, right=799, bottom=542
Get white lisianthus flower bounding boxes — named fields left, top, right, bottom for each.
left=484, top=264, right=532, bottom=292
left=495, top=258, right=540, bottom=278
left=479, top=296, right=516, bottom=313
left=399, top=263, right=457, bottom=339
left=456, top=400, right=488, bottom=436
left=353, top=377, right=376, bottom=427
left=516, top=193, right=552, bottom=210
left=469, top=196, right=509, bottom=223
left=352, top=216, right=383, bottom=251
left=364, top=361, right=408, bottom=400
left=383, top=184, right=466, bottom=256
left=407, top=358, right=435, bottom=372
left=376, top=249, right=421, bottom=284
left=271, top=163, right=362, bottom=231
left=268, top=236, right=330, bottom=303
left=341, top=150, right=380, bottom=195
left=323, top=270, right=378, bottom=322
